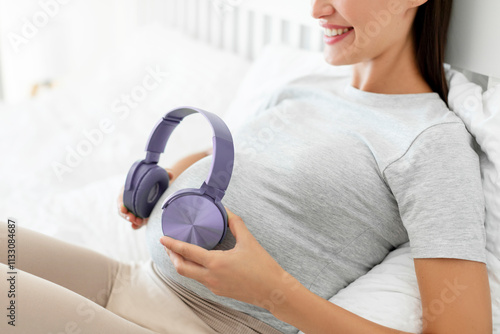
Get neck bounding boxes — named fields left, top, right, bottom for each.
left=351, top=35, right=431, bottom=95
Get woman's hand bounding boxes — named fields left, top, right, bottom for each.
left=160, top=208, right=297, bottom=310
left=117, top=169, right=175, bottom=230
left=117, top=186, right=148, bottom=229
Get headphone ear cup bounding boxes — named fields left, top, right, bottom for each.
left=134, top=166, right=169, bottom=218
left=162, top=192, right=226, bottom=250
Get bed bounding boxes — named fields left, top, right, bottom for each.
left=1, top=0, right=499, bottom=332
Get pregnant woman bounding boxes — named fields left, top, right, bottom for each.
left=0, top=0, right=492, bottom=333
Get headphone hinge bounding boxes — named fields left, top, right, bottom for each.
left=144, top=152, right=161, bottom=164
left=200, top=182, right=225, bottom=202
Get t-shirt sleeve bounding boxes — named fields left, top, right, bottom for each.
left=383, top=122, right=487, bottom=263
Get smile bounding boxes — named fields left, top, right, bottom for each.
left=323, top=27, right=353, bottom=37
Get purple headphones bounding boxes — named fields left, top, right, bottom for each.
left=123, top=106, right=234, bottom=250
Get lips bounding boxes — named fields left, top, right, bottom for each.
left=320, top=23, right=353, bottom=37
left=323, top=27, right=352, bottom=37
left=319, top=23, right=354, bottom=45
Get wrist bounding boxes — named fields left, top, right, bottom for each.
left=253, top=270, right=304, bottom=316
left=268, top=272, right=318, bottom=327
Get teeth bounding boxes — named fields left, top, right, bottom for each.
left=323, top=27, right=351, bottom=37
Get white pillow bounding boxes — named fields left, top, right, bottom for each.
left=327, top=245, right=500, bottom=333
left=447, top=69, right=500, bottom=261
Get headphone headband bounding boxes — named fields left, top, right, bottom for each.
left=144, top=106, right=234, bottom=192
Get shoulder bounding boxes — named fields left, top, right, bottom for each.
left=383, top=92, right=478, bottom=170
left=390, top=121, right=477, bottom=169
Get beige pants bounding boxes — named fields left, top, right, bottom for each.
left=0, top=221, right=280, bottom=334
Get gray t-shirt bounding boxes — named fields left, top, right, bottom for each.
left=146, top=74, right=486, bottom=333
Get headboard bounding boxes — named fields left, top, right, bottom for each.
left=138, top=0, right=499, bottom=89
left=138, top=0, right=321, bottom=59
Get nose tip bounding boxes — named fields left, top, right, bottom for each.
left=310, top=0, right=334, bottom=20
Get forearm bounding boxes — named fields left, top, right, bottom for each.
left=269, top=272, right=413, bottom=334
left=168, top=148, right=212, bottom=180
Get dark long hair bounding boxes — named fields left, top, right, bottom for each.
left=412, top=0, right=453, bottom=106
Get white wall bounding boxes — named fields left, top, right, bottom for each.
left=445, top=0, right=500, bottom=80
left=0, top=0, right=138, bottom=103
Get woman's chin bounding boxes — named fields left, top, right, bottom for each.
left=323, top=52, right=352, bottom=67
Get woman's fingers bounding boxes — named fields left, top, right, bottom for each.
left=117, top=186, right=149, bottom=229
left=119, top=205, right=148, bottom=229
left=165, top=248, right=208, bottom=282
left=118, top=206, right=131, bottom=221
left=160, top=236, right=209, bottom=267
left=131, top=219, right=147, bottom=229
left=131, top=216, right=148, bottom=228
left=120, top=204, right=128, bottom=214
left=225, top=206, right=235, bottom=219
left=161, top=236, right=211, bottom=282
left=225, top=207, right=251, bottom=244
left=117, top=187, right=136, bottom=222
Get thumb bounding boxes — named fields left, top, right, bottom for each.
left=225, top=207, right=251, bottom=243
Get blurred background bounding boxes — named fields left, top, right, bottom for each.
left=0, top=0, right=314, bottom=103
left=0, top=0, right=315, bottom=261
left=0, top=0, right=140, bottom=103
